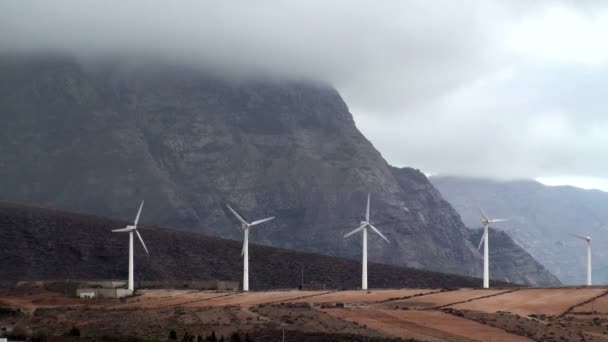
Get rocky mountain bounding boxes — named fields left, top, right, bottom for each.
left=467, top=228, right=561, bottom=286
left=0, top=200, right=515, bottom=289
left=0, top=54, right=559, bottom=285
left=431, top=176, right=608, bottom=285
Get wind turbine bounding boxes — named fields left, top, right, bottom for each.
left=572, top=234, right=592, bottom=286
left=226, top=204, right=275, bottom=292
left=478, top=208, right=508, bottom=289
left=111, top=201, right=149, bottom=292
left=344, top=193, right=390, bottom=290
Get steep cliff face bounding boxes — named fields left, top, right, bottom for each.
left=0, top=55, right=557, bottom=284
left=388, top=167, right=480, bottom=274
left=431, top=176, right=608, bottom=285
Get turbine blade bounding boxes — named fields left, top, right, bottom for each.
left=571, top=233, right=588, bottom=240
left=135, top=229, right=149, bottom=255
left=227, top=204, right=248, bottom=225
left=490, top=218, right=509, bottom=223
left=366, top=193, right=370, bottom=223
left=112, top=227, right=134, bottom=233
left=479, top=207, right=489, bottom=221
left=241, top=230, right=248, bottom=257
left=344, top=224, right=366, bottom=238
left=369, top=224, right=389, bottom=243
left=250, top=216, right=275, bottom=226
left=477, top=231, right=486, bottom=250
left=134, top=200, right=144, bottom=227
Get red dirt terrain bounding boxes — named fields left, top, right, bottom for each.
left=449, top=287, right=607, bottom=316
left=379, top=288, right=513, bottom=309
left=2, top=282, right=608, bottom=341
left=325, top=308, right=532, bottom=342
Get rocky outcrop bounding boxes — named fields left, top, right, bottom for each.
left=0, top=55, right=558, bottom=285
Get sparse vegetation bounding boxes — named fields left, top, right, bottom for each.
left=67, top=327, right=81, bottom=337
left=0, top=200, right=515, bottom=290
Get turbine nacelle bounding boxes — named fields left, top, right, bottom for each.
left=344, top=194, right=390, bottom=243
left=110, top=201, right=149, bottom=255
left=112, top=226, right=136, bottom=233
left=479, top=208, right=508, bottom=227
left=477, top=208, right=508, bottom=250
left=572, top=234, right=592, bottom=242
left=227, top=204, right=275, bottom=231
left=482, top=218, right=508, bottom=226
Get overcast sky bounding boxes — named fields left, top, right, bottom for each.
left=2, top=1, right=608, bottom=190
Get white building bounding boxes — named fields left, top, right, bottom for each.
left=76, top=288, right=133, bottom=299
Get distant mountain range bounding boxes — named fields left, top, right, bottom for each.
left=0, top=54, right=558, bottom=285
left=0, top=200, right=516, bottom=289
left=431, top=176, right=608, bottom=285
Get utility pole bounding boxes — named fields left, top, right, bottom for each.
left=297, top=263, right=304, bottom=289
left=280, top=322, right=286, bottom=342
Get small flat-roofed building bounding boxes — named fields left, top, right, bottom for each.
left=76, top=288, right=133, bottom=299
left=77, top=290, right=96, bottom=299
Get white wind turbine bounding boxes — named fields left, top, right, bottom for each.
left=572, top=234, right=592, bottom=286
left=111, top=201, right=149, bottom=292
left=344, top=193, right=390, bottom=290
left=227, top=204, right=275, bottom=292
left=478, top=208, right=508, bottom=289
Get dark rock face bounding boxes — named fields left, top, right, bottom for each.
left=0, top=55, right=558, bottom=285
left=389, top=167, right=480, bottom=275
left=431, top=176, right=608, bottom=285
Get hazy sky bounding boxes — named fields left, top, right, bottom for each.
left=2, top=1, right=608, bottom=190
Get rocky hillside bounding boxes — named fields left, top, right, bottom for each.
left=431, top=176, right=608, bottom=285
left=0, top=200, right=515, bottom=289
left=467, top=228, right=561, bottom=286
left=0, top=54, right=558, bottom=285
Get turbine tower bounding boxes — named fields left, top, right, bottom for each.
left=227, top=204, right=275, bottom=292
left=112, top=201, right=149, bottom=292
left=478, top=208, right=508, bottom=289
left=572, top=234, right=592, bottom=286
left=344, top=193, right=390, bottom=290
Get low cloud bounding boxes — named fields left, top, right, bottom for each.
left=2, top=1, right=608, bottom=185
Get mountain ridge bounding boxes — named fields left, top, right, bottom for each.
left=0, top=54, right=559, bottom=286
